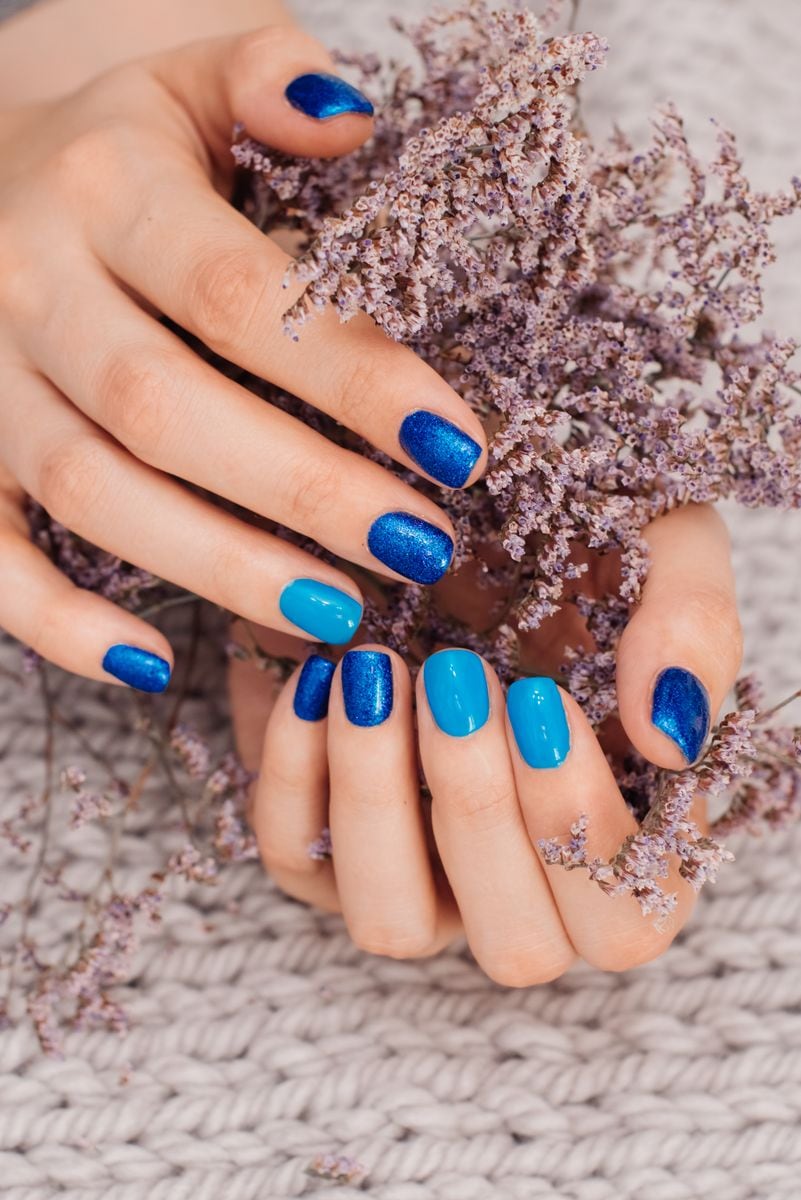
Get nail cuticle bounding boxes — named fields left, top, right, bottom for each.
left=507, top=676, right=570, bottom=769
left=367, top=511, right=454, bottom=585
left=399, top=410, right=482, bottom=489
left=285, top=72, right=374, bottom=120
left=279, top=578, right=362, bottom=645
left=650, top=666, right=710, bottom=764
left=293, top=655, right=336, bottom=722
left=342, top=650, right=394, bottom=727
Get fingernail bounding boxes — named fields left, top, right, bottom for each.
left=423, top=648, right=489, bottom=737
left=293, top=655, right=336, bottom=722
left=367, top=512, right=454, bottom=584
left=285, top=72, right=374, bottom=120
left=279, top=578, right=362, bottom=645
left=651, top=666, right=710, bottom=764
left=102, top=644, right=171, bottom=693
left=399, top=410, right=482, bottom=488
left=507, top=676, right=570, bottom=769
left=342, top=650, right=393, bottom=727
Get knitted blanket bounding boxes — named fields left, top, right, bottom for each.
left=2, top=2, right=801, bottom=1197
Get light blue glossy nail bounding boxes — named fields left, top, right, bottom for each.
left=507, top=676, right=570, bottom=768
left=342, top=650, right=393, bottom=727
left=293, top=655, right=336, bottom=722
left=285, top=72, right=374, bottom=120
left=102, top=645, right=171, bottom=693
left=367, top=512, right=454, bottom=585
left=399, top=410, right=482, bottom=488
left=651, top=666, right=710, bottom=763
left=423, top=649, right=489, bottom=738
left=279, top=579, right=362, bottom=645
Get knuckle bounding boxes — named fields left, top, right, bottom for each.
left=46, top=124, right=128, bottom=197
left=330, top=350, right=385, bottom=424
left=36, top=435, right=111, bottom=526
left=203, top=536, right=257, bottom=613
left=186, top=248, right=266, bottom=356
left=685, top=586, right=744, bottom=670
left=436, top=776, right=516, bottom=834
left=0, top=221, right=45, bottom=324
left=348, top=919, right=434, bottom=960
left=283, top=454, right=344, bottom=533
left=96, top=350, right=186, bottom=460
left=481, top=940, right=577, bottom=988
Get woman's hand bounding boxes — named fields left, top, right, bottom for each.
left=231, top=503, right=744, bottom=984
left=0, top=25, right=485, bottom=691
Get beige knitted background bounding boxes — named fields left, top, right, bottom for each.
left=2, top=2, right=801, bottom=1197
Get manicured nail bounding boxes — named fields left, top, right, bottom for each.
left=102, top=645, right=171, bottom=693
left=423, top=649, right=489, bottom=737
left=507, top=676, right=570, bottom=769
left=279, top=578, right=362, bottom=645
left=293, top=655, right=336, bottom=722
left=285, top=72, right=374, bottom=120
left=651, top=666, right=710, bottom=764
left=342, top=650, right=393, bottom=727
left=399, top=410, right=482, bottom=488
left=367, top=512, right=454, bottom=584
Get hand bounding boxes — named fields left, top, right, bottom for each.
left=0, top=25, right=485, bottom=692
left=231, top=502, right=743, bottom=983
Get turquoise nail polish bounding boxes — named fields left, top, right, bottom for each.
left=423, top=648, right=489, bottom=737
left=102, top=645, right=171, bottom=693
left=279, top=579, right=362, bottom=645
left=507, top=676, right=570, bottom=768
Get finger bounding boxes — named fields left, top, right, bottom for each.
left=0, top=365, right=365, bottom=641
left=88, top=173, right=486, bottom=493
left=0, top=471, right=173, bottom=690
left=505, top=677, right=706, bottom=971
left=28, top=276, right=458, bottom=586
left=617, top=504, right=743, bottom=769
left=148, top=25, right=377, bottom=168
left=417, top=649, right=576, bottom=987
left=327, top=646, right=450, bottom=958
left=251, top=652, right=340, bottom=913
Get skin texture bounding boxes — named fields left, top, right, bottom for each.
left=0, top=19, right=487, bottom=687
left=231, top=503, right=744, bottom=983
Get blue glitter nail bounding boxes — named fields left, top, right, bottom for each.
left=293, top=655, right=336, bottom=722
left=341, top=650, right=393, bottom=727
left=102, top=644, right=171, bottom=693
left=399, top=410, right=482, bottom=488
left=367, top=512, right=454, bottom=585
left=285, top=73, right=374, bottom=120
left=651, top=666, right=710, bottom=764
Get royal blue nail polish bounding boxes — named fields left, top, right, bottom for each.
left=507, top=676, right=570, bottom=769
left=102, top=645, right=171, bottom=693
left=285, top=72, right=374, bottom=120
left=342, top=650, right=393, bottom=727
left=279, top=578, right=362, bottom=645
left=293, top=655, right=336, bottom=722
left=423, top=648, right=489, bottom=737
left=367, top=512, right=454, bottom=585
left=399, top=410, right=482, bottom=489
left=651, top=666, right=710, bottom=764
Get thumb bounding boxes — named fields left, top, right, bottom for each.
left=148, top=25, right=375, bottom=167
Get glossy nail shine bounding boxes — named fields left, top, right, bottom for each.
left=424, top=649, right=489, bottom=737
left=399, top=410, right=482, bottom=488
left=285, top=72, right=374, bottom=120
left=367, top=511, right=454, bottom=585
left=102, top=644, right=171, bottom=694
left=279, top=578, right=362, bottom=645
left=651, top=666, right=710, bottom=764
left=507, top=676, right=570, bottom=769
left=293, top=655, right=336, bottom=722
left=342, top=650, right=393, bottom=727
